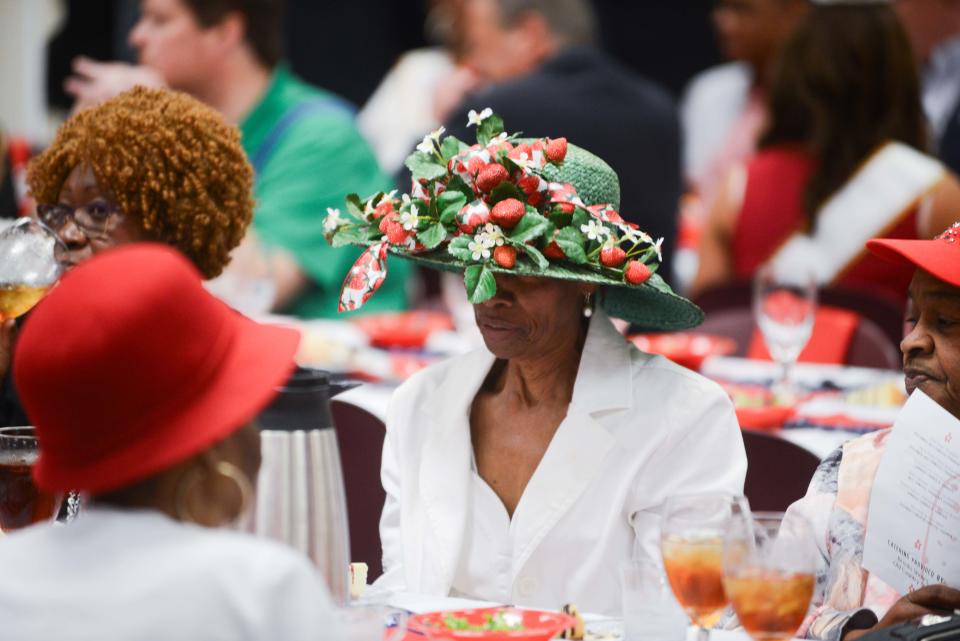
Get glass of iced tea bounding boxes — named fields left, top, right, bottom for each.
left=722, top=511, right=816, bottom=641
left=0, top=218, right=67, bottom=321
left=661, top=493, right=750, bottom=641
left=0, top=426, right=63, bottom=532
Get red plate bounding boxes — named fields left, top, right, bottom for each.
left=352, top=311, right=454, bottom=349
left=408, top=607, right=574, bottom=641
left=629, top=333, right=737, bottom=371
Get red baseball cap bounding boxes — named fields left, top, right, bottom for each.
left=14, top=243, right=300, bottom=493
left=866, top=222, right=960, bottom=288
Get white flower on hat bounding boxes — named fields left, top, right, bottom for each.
left=580, top=220, right=611, bottom=242
left=324, top=208, right=343, bottom=233
left=416, top=126, right=446, bottom=154
left=482, top=223, right=506, bottom=246
left=511, top=151, right=532, bottom=173
left=467, top=108, right=494, bottom=127
left=489, top=132, right=509, bottom=146
left=468, top=235, right=493, bottom=261
left=620, top=225, right=653, bottom=246
left=399, top=206, right=419, bottom=231
left=653, top=237, right=664, bottom=262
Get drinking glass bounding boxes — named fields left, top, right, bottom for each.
left=621, top=557, right=688, bottom=641
left=723, top=511, right=816, bottom=641
left=0, top=218, right=67, bottom=320
left=205, top=233, right=276, bottom=317
left=336, top=604, right=407, bottom=641
left=661, top=492, right=750, bottom=641
left=753, top=263, right=817, bottom=401
left=0, top=426, right=63, bottom=531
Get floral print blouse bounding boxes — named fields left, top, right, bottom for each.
left=789, top=429, right=901, bottom=641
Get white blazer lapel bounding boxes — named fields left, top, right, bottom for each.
left=510, top=312, right=631, bottom=575
left=417, top=349, right=495, bottom=593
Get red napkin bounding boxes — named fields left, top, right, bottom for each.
left=748, top=305, right=860, bottom=365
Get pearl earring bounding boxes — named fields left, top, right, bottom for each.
left=583, top=292, right=593, bottom=318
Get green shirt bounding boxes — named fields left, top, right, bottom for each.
left=240, top=66, right=411, bottom=318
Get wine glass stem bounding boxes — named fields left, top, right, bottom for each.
left=696, top=624, right=711, bottom=641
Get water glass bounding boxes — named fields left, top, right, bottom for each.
left=336, top=604, right=407, bottom=641
left=753, top=263, right=817, bottom=401
left=204, top=232, right=276, bottom=316
left=621, top=558, right=688, bottom=641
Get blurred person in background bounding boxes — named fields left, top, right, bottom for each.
left=2, top=244, right=339, bottom=641
left=675, top=0, right=808, bottom=290
left=1, top=87, right=254, bottom=428
left=66, top=0, right=411, bottom=318
left=692, top=2, right=960, bottom=306
left=682, top=0, right=809, bottom=208
left=440, top=0, right=682, bottom=285
left=0, top=129, right=35, bottom=220
left=358, top=0, right=477, bottom=176
left=895, top=0, right=960, bottom=173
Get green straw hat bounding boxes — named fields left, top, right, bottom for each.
left=324, top=110, right=703, bottom=330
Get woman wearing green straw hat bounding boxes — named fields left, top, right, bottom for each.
left=325, top=112, right=747, bottom=614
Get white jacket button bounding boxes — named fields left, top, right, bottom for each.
left=516, top=576, right=538, bottom=598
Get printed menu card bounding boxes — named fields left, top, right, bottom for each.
left=863, top=390, right=960, bottom=593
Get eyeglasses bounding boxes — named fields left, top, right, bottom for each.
left=36, top=202, right=124, bottom=237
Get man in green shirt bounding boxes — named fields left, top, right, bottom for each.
left=66, top=0, right=411, bottom=318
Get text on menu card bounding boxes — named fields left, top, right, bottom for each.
left=862, top=390, right=960, bottom=594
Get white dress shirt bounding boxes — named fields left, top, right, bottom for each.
left=375, top=310, right=747, bottom=615
left=0, top=506, right=340, bottom=641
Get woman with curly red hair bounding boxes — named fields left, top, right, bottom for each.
left=1, top=86, right=255, bottom=426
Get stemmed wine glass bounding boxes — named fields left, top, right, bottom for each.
left=723, top=511, right=817, bottom=641
left=0, top=218, right=67, bottom=320
left=753, top=262, right=817, bottom=402
left=661, top=492, right=751, bottom=641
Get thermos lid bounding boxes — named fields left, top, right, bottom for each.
left=255, top=367, right=357, bottom=432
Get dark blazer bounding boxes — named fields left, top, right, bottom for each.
left=444, top=46, right=682, bottom=285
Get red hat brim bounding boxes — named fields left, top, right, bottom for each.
left=33, top=317, right=300, bottom=494
left=866, top=238, right=960, bottom=288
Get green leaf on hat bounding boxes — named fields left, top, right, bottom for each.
left=556, top=227, right=587, bottom=264
left=548, top=210, right=572, bottom=229
left=509, top=211, right=550, bottom=243
left=488, top=181, right=525, bottom=206
left=418, top=223, right=447, bottom=250
left=331, top=225, right=368, bottom=248
left=448, top=235, right=475, bottom=261
left=645, top=272, right=671, bottom=293
left=477, top=114, right=505, bottom=146
left=441, top=136, right=468, bottom=162
left=521, top=243, right=549, bottom=271
left=437, top=191, right=468, bottom=225
left=345, top=194, right=366, bottom=220
left=445, top=176, right=474, bottom=201
left=465, top=263, right=496, bottom=304
left=405, top=151, right=448, bottom=182
left=571, top=208, right=590, bottom=229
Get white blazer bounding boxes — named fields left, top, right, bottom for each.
left=375, top=311, right=747, bottom=614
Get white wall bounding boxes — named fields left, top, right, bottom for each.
left=0, top=0, right=65, bottom=143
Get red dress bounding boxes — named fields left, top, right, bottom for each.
left=732, top=147, right=917, bottom=306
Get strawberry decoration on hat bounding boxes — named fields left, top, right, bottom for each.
left=324, top=109, right=667, bottom=310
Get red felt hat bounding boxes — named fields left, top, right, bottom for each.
left=13, top=243, right=300, bottom=493
left=866, top=222, right=960, bottom=288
